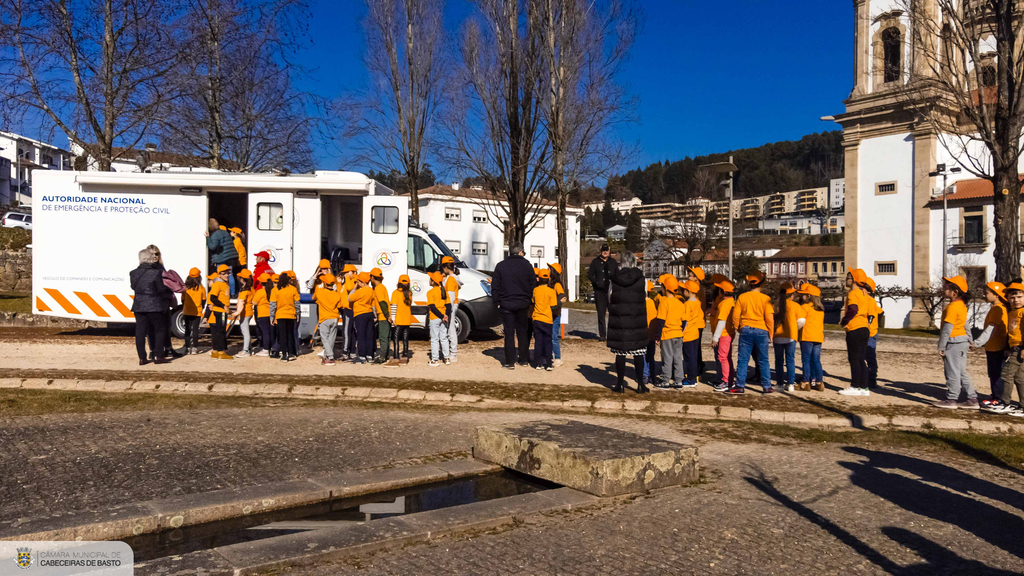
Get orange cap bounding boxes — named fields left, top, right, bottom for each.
left=257, top=272, right=270, bottom=283
left=229, top=227, right=242, bottom=234
left=428, top=271, right=444, bottom=284
left=714, top=279, right=735, bottom=293
left=398, top=274, right=411, bottom=284
left=549, top=262, right=562, bottom=275
left=781, top=282, right=795, bottom=295
left=662, top=275, right=679, bottom=293
left=370, top=267, right=383, bottom=277
left=219, top=225, right=226, bottom=230
left=709, top=273, right=730, bottom=284
left=681, top=280, right=700, bottom=295
left=534, top=267, right=542, bottom=277
left=271, top=274, right=280, bottom=282
left=1005, top=282, right=1024, bottom=293
left=658, top=274, right=671, bottom=285
left=647, top=280, right=655, bottom=291
left=850, top=268, right=869, bottom=285
left=687, top=266, right=705, bottom=281
left=864, top=278, right=877, bottom=293
left=237, top=269, right=251, bottom=278
left=357, top=272, right=371, bottom=283
left=188, top=267, right=201, bottom=278
left=987, top=281, right=1006, bottom=299
left=746, top=271, right=765, bottom=285
left=798, top=283, right=822, bottom=297
left=943, top=275, right=968, bottom=293
left=216, top=264, right=230, bottom=273
left=343, top=264, right=357, bottom=274
left=285, top=270, right=296, bottom=279
left=207, top=273, right=219, bottom=280
left=538, top=268, right=550, bottom=280
left=319, top=259, right=331, bottom=269
left=320, top=273, right=336, bottom=285
left=441, top=256, right=455, bottom=265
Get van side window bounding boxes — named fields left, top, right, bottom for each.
left=407, top=235, right=439, bottom=272
left=257, top=203, right=284, bottom=231
left=371, top=206, right=399, bottom=234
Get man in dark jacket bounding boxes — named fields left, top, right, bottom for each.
left=587, top=244, right=619, bottom=341
left=205, top=218, right=239, bottom=294
left=491, top=242, right=534, bottom=368
left=130, top=248, right=173, bottom=365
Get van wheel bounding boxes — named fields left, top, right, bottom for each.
left=169, top=308, right=186, bottom=339
left=454, top=309, right=471, bottom=343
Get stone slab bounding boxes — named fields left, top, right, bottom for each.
left=685, top=404, right=718, bottom=417
left=136, top=549, right=235, bottom=576
left=474, top=419, right=699, bottom=497
left=718, top=406, right=751, bottom=420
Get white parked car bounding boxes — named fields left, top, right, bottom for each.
left=2, top=211, right=32, bottom=230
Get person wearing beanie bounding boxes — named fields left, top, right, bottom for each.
left=531, top=268, right=558, bottom=371
left=390, top=275, right=414, bottom=363
left=181, top=267, right=206, bottom=355
left=370, top=267, right=391, bottom=363
left=710, top=279, right=737, bottom=388
left=426, top=271, right=451, bottom=366
left=975, top=282, right=1008, bottom=407
left=839, top=269, right=873, bottom=396
left=206, top=264, right=232, bottom=360
left=349, top=272, right=376, bottom=363
left=715, top=271, right=774, bottom=394
left=232, top=269, right=254, bottom=357
left=251, top=272, right=275, bottom=356
left=312, top=273, right=345, bottom=365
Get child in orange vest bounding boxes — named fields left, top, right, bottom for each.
left=312, top=273, right=345, bottom=365
left=797, top=283, right=825, bottom=391
left=531, top=268, right=558, bottom=371
left=773, top=282, right=805, bottom=391
left=391, top=275, right=414, bottom=363
left=232, top=269, right=254, bottom=357
left=181, top=268, right=206, bottom=355
left=680, top=280, right=704, bottom=387
left=936, top=275, right=978, bottom=409
left=349, top=272, right=377, bottom=363
left=426, top=271, right=450, bottom=366
left=206, top=265, right=232, bottom=360
left=710, top=279, right=736, bottom=387
left=273, top=272, right=301, bottom=362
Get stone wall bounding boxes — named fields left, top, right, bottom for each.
left=0, top=249, right=30, bottom=293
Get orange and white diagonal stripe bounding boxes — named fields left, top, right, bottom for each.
left=35, top=288, right=135, bottom=319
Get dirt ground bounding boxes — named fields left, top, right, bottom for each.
left=0, top=324, right=993, bottom=412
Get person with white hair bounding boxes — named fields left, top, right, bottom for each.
left=129, top=247, right=173, bottom=365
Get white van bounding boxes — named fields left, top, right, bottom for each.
left=30, top=170, right=500, bottom=342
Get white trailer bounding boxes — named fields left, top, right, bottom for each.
left=31, top=170, right=500, bottom=341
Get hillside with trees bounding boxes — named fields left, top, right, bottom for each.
left=606, top=131, right=843, bottom=203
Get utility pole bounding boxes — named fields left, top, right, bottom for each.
left=697, top=158, right=738, bottom=279
left=929, top=163, right=961, bottom=281
left=728, top=155, right=734, bottom=279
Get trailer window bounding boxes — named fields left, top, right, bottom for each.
left=256, top=203, right=284, bottom=231
left=371, top=206, right=399, bottom=234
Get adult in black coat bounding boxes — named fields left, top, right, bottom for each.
left=587, top=244, right=618, bottom=340
left=606, top=251, right=648, bottom=393
left=491, top=242, right=535, bottom=367
left=130, top=247, right=173, bottom=365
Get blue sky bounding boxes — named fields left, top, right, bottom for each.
left=302, top=0, right=852, bottom=174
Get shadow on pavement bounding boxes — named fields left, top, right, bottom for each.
left=575, top=362, right=619, bottom=391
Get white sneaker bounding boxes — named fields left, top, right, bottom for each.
left=428, top=360, right=440, bottom=367
left=255, top=350, right=269, bottom=357
left=450, top=356, right=458, bottom=363
left=234, top=351, right=250, bottom=358
left=317, top=350, right=324, bottom=358
left=861, top=388, right=870, bottom=396
left=785, top=384, right=795, bottom=392
left=553, top=359, right=563, bottom=367
left=839, top=387, right=865, bottom=396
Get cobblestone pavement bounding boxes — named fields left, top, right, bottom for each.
left=289, top=441, right=1024, bottom=576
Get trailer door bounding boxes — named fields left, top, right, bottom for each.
left=248, top=193, right=293, bottom=272
left=361, top=196, right=408, bottom=284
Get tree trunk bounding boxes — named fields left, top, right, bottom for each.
left=557, top=192, right=567, bottom=280
left=408, top=166, right=420, bottom=223
left=992, top=169, right=1021, bottom=282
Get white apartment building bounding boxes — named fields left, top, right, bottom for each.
left=829, top=178, right=846, bottom=211
left=583, top=196, right=642, bottom=215
left=758, top=213, right=846, bottom=235
left=0, top=131, right=72, bottom=206
left=416, top=185, right=582, bottom=300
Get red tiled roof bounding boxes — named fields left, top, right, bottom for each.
left=929, top=177, right=1024, bottom=206
left=767, top=246, right=845, bottom=260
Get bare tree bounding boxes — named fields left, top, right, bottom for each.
left=160, top=0, right=313, bottom=172
left=893, top=0, right=1024, bottom=281
left=537, top=0, right=640, bottom=274
left=0, top=0, right=180, bottom=170
left=338, top=0, right=449, bottom=221
left=441, top=0, right=550, bottom=246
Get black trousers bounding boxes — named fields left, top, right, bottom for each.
left=501, top=307, right=530, bottom=365
left=533, top=321, right=552, bottom=367
left=210, top=311, right=227, bottom=352
left=394, top=325, right=410, bottom=357
left=135, top=311, right=167, bottom=362
left=846, top=327, right=870, bottom=389
left=683, top=339, right=700, bottom=383
left=277, top=318, right=297, bottom=356
left=697, top=328, right=705, bottom=373
left=986, top=350, right=1006, bottom=398
left=183, top=314, right=201, bottom=349
left=594, top=289, right=609, bottom=340
left=256, top=316, right=273, bottom=351
left=355, top=313, right=375, bottom=358
left=615, top=354, right=645, bottom=386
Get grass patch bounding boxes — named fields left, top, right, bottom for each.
left=825, top=323, right=939, bottom=339
left=0, top=293, right=30, bottom=314
left=563, top=301, right=596, bottom=311
left=0, top=389, right=316, bottom=418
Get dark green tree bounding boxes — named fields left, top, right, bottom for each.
left=601, top=197, right=617, bottom=230
left=732, top=252, right=762, bottom=283
left=625, top=209, right=643, bottom=251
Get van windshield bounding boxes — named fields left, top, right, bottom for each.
left=427, top=233, right=463, bottom=266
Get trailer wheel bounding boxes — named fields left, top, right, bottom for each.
left=169, top=308, right=186, bottom=339
left=455, top=308, right=471, bottom=344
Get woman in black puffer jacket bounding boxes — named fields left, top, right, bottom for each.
left=606, top=252, right=649, bottom=393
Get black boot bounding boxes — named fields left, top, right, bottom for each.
left=611, top=380, right=625, bottom=393
left=636, top=381, right=649, bottom=394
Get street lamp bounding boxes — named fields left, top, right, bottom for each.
left=699, top=157, right=738, bottom=279
left=929, top=163, right=962, bottom=280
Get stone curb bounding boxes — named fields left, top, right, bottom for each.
left=0, top=459, right=501, bottom=544
left=2, top=377, right=1020, bottom=436
left=135, top=487, right=599, bottom=576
